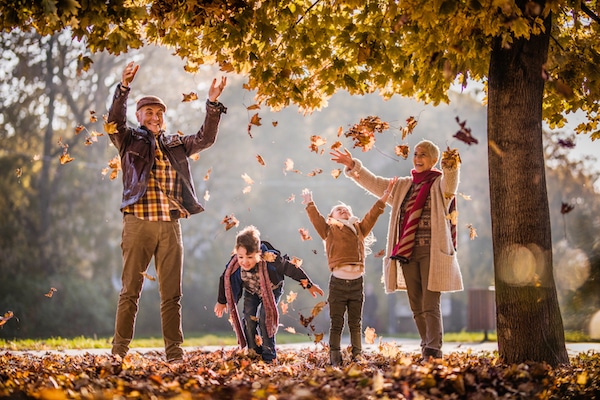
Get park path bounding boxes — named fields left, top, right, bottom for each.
left=5, top=338, right=599, bottom=358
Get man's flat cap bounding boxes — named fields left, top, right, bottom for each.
left=136, top=96, right=166, bottom=112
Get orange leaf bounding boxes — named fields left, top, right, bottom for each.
left=298, top=228, right=312, bottom=241
left=182, top=92, right=198, bottom=102
left=222, top=214, right=239, bottom=231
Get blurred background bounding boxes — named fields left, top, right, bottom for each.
left=1, top=31, right=599, bottom=342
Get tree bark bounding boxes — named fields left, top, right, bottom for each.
left=487, top=7, right=569, bottom=366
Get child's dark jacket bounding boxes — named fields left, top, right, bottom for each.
left=217, top=242, right=314, bottom=305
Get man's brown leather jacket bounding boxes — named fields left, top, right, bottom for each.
left=107, top=84, right=226, bottom=215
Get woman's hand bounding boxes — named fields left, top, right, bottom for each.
left=330, top=148, right=355, bottom=169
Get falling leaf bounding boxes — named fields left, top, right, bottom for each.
left=337, top=126, right=343, bottom=137
left=262, top=252, right=277, bottom=262
left=75, top=124, right=85, bottom=135
left=394, top=144, right=410, bottom=159
left=15, top=168, right=23, bottom=178
left=256, top=154, right=266, bottom=166
left=250, top=113, right=262, bottom=126
left=60, top=151, right=74, bottom=165
left=182, top=92, right=198, bottom=102
left=255, top=334, right=263, bottom=347
left=272, top=121, right=278, bottom=127
left=401, top=116, right=417, bottom=140
left=310, top=301, right=327, bottom=317
left=374, top=249, right=385, bottom=258
left=177, top=130, right=185, bottom=136
left=280, top=302, right=289, bottom=314
left=242, top=186, right=252, bottom=194
left=286, top=291, right=298, bottom=304
left=290, top=256, right=303, bottom=267
left=222, top=214, right=239, bottom=231
left=286, top=194, right=296, bottom=203
left=345, top=116, right=389, bottom=152
left=313, top=332, right=324, bottom=344
left=298, top=228, right=312, bottom=241
left=204, top=190, right=210, bottom=202
left=44, top=288, right=57, bottom=298
left=284, top=326, right=296, bottom=334
left=190, top=153, right=200, bottom=161
left=446, top=210, right=458, bottom=225
left=453, top=117, right=478, bottom=145
left=330, top=141, right=342, bottom=151
left=309, top=135, right=326, bottom=153
left=103, top=121, right=118, bottom=135
left=466, top=224, right=478, bottom=240
left=204, top=168, right=212, bottom=181
left=331, top=169, right=342, bottom=179
left=0, top=311, right=14, bottom=327
left=102, top=156, right=121, bottom=180
left=306, top=168, right=323, bottom=177
left=458, top=193, right=472, bottom=200
left=141, top=272, right=156, bottom=281
left=299, top=313, right=314, bottom=328
left=557, top=138, right=576, bottom=148
left=241, top=173, right=254, bottom=185
left=365, top=326, right=377, bottom=344
left=561, top=202, right=575, bottom=214
left=247, top=123, right=253, bottom=138
left=247, top=104, right=261, bottom=110
left=489, top=140, right=505, bottom=157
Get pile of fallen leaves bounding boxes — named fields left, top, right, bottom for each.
left=1, top=345, right=599, bottom=399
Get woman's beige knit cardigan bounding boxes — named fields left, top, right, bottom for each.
left=345, top=159, right=463, bottom=294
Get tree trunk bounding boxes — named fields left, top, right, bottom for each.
left=487, top=8, right=568, bottom=366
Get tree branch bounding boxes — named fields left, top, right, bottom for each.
left=581, top=2, right=600, bottom=24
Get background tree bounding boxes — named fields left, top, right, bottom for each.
left=2, top=0, right=600, bottom=365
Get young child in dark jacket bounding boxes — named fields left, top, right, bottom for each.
left=301, top=177, right=396, bottom=366
left=214, top=225, right=324, bottom=363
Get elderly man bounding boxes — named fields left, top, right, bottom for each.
left=107, top=62, right=227, bottom=363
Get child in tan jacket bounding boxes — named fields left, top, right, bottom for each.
left=301, top=178, right=396, bottom=365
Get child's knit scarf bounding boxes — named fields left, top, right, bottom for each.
left=224, top=256, right=279, bottom=349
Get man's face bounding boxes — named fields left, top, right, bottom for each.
left=136, top=105, right=164, bottom=135
left=236, top=247, right=261, bottom=271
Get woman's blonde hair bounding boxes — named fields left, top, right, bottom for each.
left=416, top=139, right=440, bottom=164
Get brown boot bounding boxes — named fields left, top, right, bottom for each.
left=330, top=350, right=342, bottom=366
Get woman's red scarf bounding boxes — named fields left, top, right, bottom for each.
left=224, top=256, right=279, bottom=349
left=390, top=169, right=441, bottom=262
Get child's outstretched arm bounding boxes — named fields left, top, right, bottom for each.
left=301, top=279, right=325, bottom=298
left=380, top=176, right=398, bottom=204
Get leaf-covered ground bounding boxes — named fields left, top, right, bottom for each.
left=1, top=344, right=599, bottom=399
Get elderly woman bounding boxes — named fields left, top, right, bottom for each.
left=331, top=140, right=463, bottom=359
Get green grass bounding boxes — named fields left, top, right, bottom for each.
left=0, top=331, right=593, bottom=351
